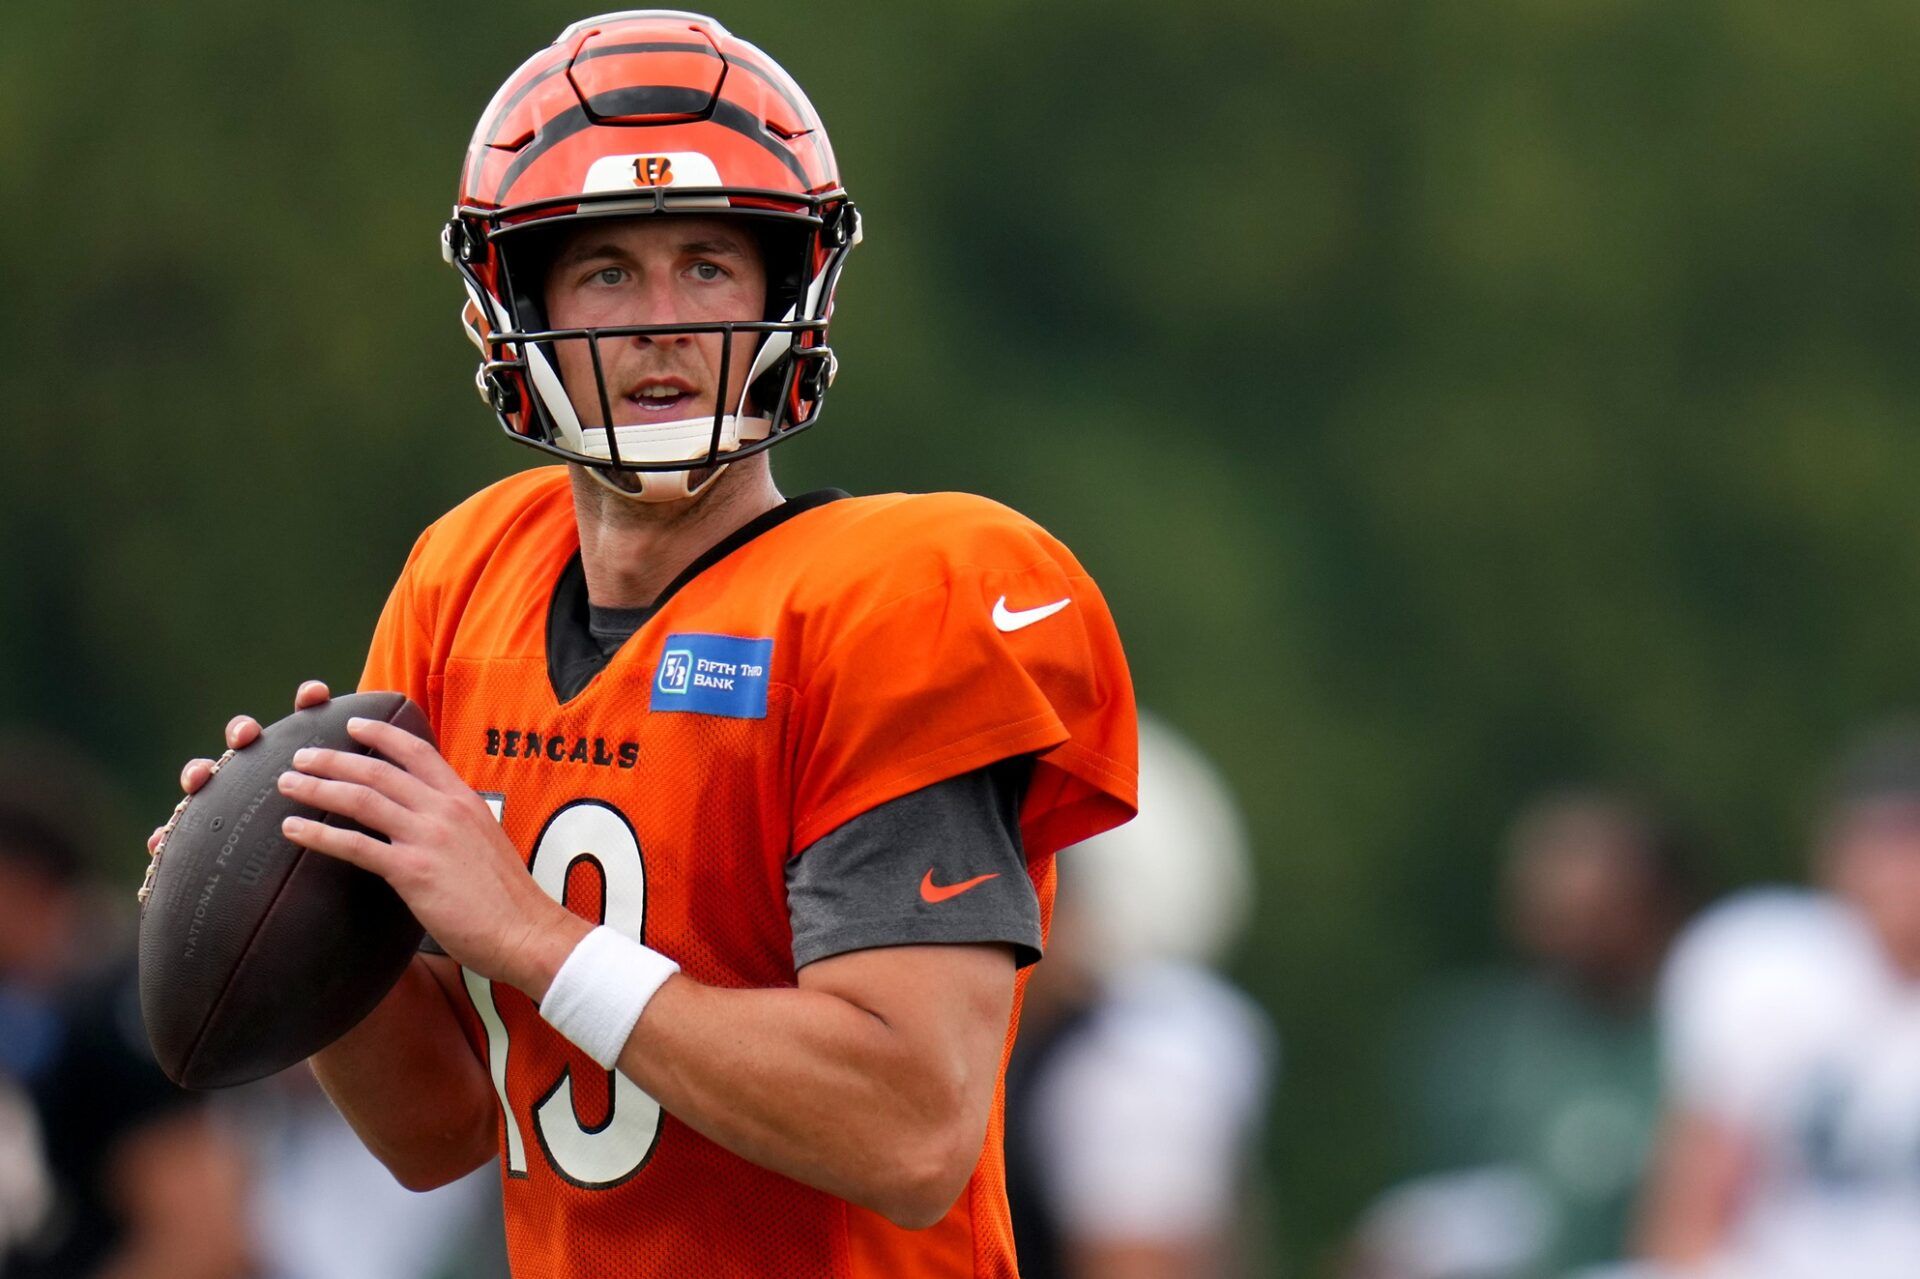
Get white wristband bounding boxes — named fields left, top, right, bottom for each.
left=538, top=926, right=680, bottom=1068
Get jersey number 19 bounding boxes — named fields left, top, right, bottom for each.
left=463, top=798, right=663, bottom=1187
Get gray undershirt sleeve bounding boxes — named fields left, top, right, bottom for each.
left=424, top=762, right=1042, bottom=966
left=785, top=756, right=1043, bottom=970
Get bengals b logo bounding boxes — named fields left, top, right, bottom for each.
left=632, top=156, right=675, bottom=187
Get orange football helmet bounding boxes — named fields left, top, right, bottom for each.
left=443, top=10, right=860, bottom=500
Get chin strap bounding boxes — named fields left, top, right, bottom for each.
left=566, top=325, right=776, bottom=503
left=571, top=403, right=772, bottom=503
left=581, top=457, right=731, bottom=503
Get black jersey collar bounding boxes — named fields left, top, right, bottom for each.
left=546, top=488, right=848, bottom=703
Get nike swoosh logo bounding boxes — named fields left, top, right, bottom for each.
left=993, top=596, right=1071, bottom=632
left=920, top=869, right=1001, bottom=904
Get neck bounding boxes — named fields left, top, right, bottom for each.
left=568, top=458, right=782, bottom=609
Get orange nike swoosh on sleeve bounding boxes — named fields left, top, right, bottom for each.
left=920, top=869, right=1001, bottom=904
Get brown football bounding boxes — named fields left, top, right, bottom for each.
left=138, top=691, right=430, bottom=1089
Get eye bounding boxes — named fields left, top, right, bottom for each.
left=690, top=261, right=727, bottom=283
left=591, top=265, right=627, bottom=286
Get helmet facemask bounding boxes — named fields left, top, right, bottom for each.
left=447, top=199, right=856, bottom=503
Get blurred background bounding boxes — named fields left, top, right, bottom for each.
left=5, top=0, right=1920, bottom=1275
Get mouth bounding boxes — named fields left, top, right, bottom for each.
left=624, top=376, right=700, bottom=418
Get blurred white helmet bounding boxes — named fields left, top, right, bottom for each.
left=1062, top=712, right=1254, bottom=973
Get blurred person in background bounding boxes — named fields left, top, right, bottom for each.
left=235, top=1065, right=507, bottom=1279
left=0, top=736, right=253, bottom=1279
left=1637, top=723, right=1920, bottom=1279
left=1006, top=714, right=1277, bottom=1279
left=1345, top=790, right=1698, bottom=1279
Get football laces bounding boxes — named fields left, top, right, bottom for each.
left=139, top=748, right=236, bottom=907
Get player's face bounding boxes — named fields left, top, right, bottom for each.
left=1503, top=820, right=1672, bottom=991
left=0, top=858, right=76, bottom=981
left=1823, top=797, right=1920, bottom=972
left=540, top=216, right=768, bottom=431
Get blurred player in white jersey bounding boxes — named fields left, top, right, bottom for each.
left=1005, top=714, right=1277, bottom=1279
left=1639, top=723, right=1920, bottom=1278
left=236, top=1066, right=507, bottom=1279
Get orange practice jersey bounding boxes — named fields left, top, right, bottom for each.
left=359, top=467, right=1137, bottom=1278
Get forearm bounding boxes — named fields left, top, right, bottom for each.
left=501, top=893, right=1007, bottom=1226
left=613, top=975, right=980, bottom=1224
left=1635, top=1110, right=1752, bottom=1265
left=310, top=953, right=496, bottom=1190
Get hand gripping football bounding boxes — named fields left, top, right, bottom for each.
left=138, top=692, right=431, bottom=1089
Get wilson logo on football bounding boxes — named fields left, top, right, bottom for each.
left=631, top=156, right=675, bottom=187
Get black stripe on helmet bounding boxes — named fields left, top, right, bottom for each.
left=575, top=39, right=811, bottom=123
left=483, top=62, right=568, bottom=148
left=485, top=43, right=720, bottom=148
left=573, top=39, right=718, bottom=63
left=492, top=86, right=811, bottom=204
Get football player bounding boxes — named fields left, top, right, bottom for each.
left=151, top=11, right=1137, bottom=1279
left=1636, top=724, right=1920, bottom=1278
left=1006, top=714, right=1275, bottom=1279
left=4, top=743, right=254, bottom=1279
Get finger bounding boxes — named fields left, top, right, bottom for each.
left=346, top=718, right=463, bottom=790
left=225, top=716, right=262, bottom=751
left=291, top=746, right=431, bottom=811
left=148, top=825, right=166, bottom=854
left=282, top=815, right=391, bottom=875
left=294, top=680, right=331, bottom=710
left=181, top=758, right=214, bottom=794
left=277, top=768, right=419, bottom=839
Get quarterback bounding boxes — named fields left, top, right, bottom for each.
left=154, top=10, right=1136, bottom=1278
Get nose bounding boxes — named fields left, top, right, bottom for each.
left=627, top=273, right=693, bottom=345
